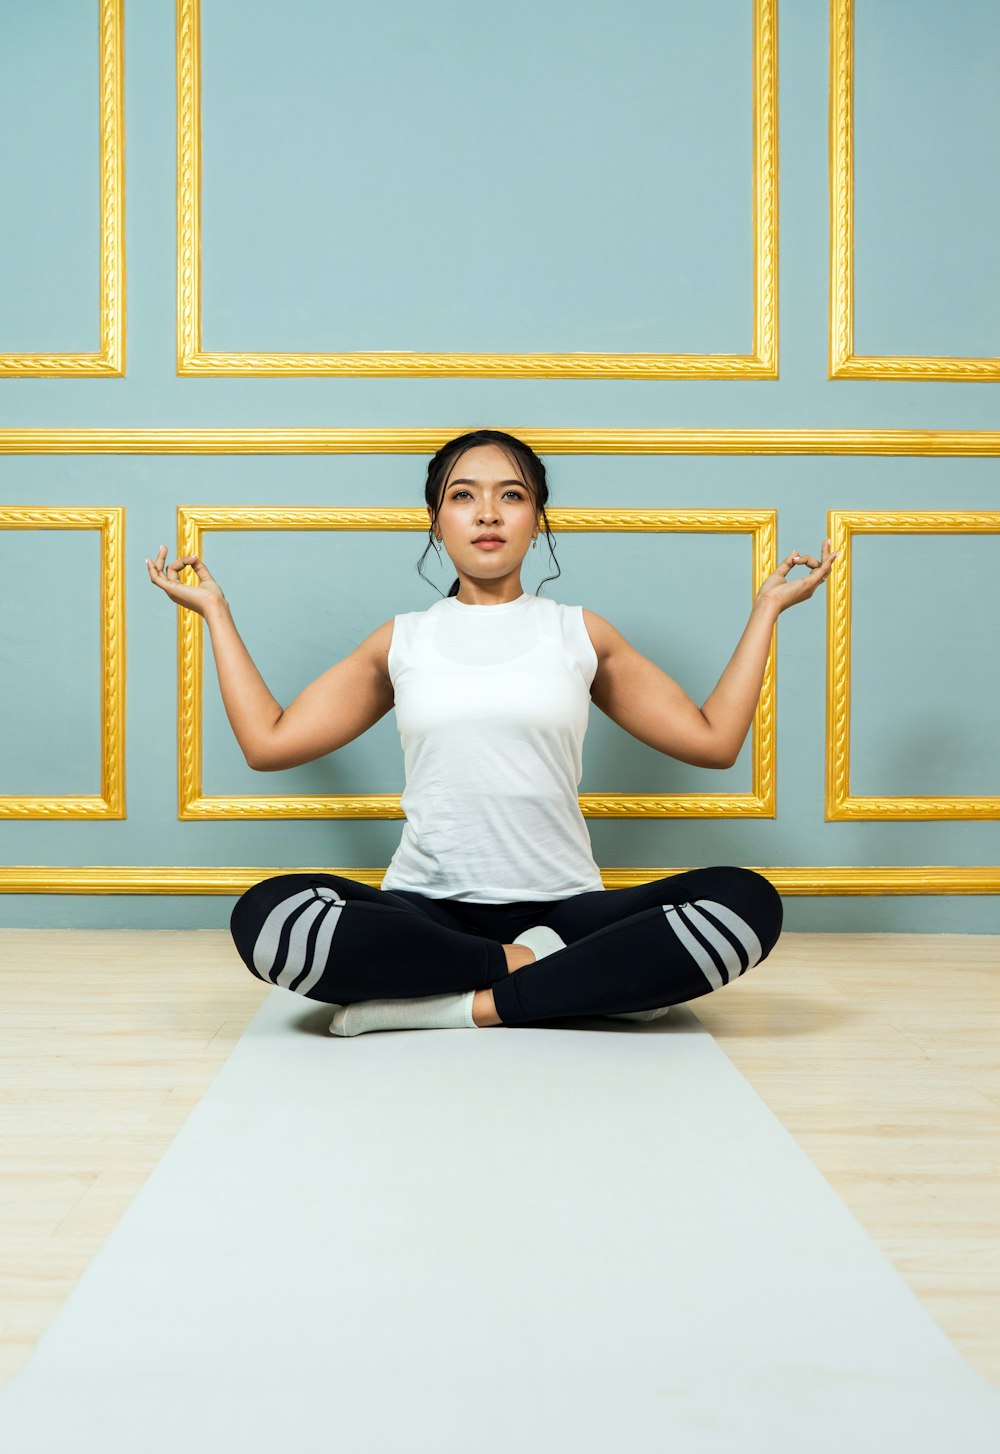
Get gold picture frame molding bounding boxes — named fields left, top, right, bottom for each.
left=176, top=505, right=778, bottom=823
left=0, top=507, right=125, bottom=819
left=0, top=0, right=125, bottom=377
left=176, top=0, right=777, bottom=377
left=828, top=510, right=1000, bottom=820
left=829, top=0, right=1000, bottom=381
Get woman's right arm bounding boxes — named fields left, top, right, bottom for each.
left=146, top=546, right=394, bottom=771
left=202, top=599, right=286, bottom=768
left=244, top=616, right=395, bottom=771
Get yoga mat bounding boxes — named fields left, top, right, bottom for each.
left=1, top=988, right=998, bottom=1452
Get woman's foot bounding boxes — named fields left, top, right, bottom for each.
left=472, top=943, right=535, bottom=1027
left=502, top=942, right=536, bottom=973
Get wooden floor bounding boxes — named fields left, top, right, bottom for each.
left=1, top=928, right=997, bottom=1389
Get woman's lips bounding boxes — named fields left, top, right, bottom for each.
left=472, top=540, right=505, bottom=550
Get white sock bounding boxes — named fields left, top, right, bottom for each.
left=329, top=990, right=477, bottom=1037
left=513, top=924, right=670, bottom=1022
left=512, top=924, right=565, bottom=959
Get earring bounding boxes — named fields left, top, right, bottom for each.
left=532, top=537, right=537, bottom=549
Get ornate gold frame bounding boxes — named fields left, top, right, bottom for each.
left=176, top=505, right=777, bottom=821
left=827, top=510, right=1000, bottom=818
left=0, top=506, right=125, bottom=818
left=176, top=0, right=778, bottom=377
left=0, top=0, right=125, bottom=377
left=829, top=0, right=999, bottom=381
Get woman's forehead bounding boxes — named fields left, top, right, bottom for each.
left=445, top=446, right=527, bottom=487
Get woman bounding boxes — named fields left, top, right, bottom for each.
left=146, top=429, right=837, bottom=1036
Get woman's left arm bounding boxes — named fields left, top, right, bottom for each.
left=700, top=538, right=839, bottom=767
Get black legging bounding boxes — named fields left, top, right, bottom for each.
left=229, top=866, right=783, bottom=1025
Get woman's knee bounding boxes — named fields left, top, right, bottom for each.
left=229, top=873, right=352, bottom=986
left=229, top=874, right=339, bottom=969
left=704, top=865, right=783, bottom=961
left=656, top=864, right=783, bottom=973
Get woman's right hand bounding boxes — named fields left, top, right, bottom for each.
left=145, top=546, right=227, bottom=618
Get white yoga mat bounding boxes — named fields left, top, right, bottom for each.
left=2, top=988, right=998, bottom=1452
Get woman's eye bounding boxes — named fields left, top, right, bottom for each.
left=452, top=490, right=523, bottom=500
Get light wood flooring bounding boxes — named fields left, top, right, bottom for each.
left=1, top=929, right=997, bottom=1388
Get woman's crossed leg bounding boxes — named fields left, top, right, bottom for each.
left=228, top=865, right=782, bottom=1028
left=486, top=865, right=784, bottom=1024
left=229, top=871, right=511, bottom=1004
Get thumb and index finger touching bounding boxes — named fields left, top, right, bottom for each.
left=785, top=538, right=841, bottom=574
left=145, top=545, right=204, bottom=577
left=144, top=546, right=226, bottom=615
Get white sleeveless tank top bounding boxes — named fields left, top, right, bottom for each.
left=381, top=590, right=606, bottom=903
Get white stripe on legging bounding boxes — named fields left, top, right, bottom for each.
left=662, top=905, right=725, bottom=990
left=687, top=898, right=763, bottom=979
left=292, top=895, right=345, bottom=995
left=682, top=904, right=743, bottom=986
left=252, top=885, right=346, bottom=989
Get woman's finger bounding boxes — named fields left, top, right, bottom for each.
left=146, top=547, right=168, bottom=581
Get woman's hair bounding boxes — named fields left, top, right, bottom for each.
left=416, top=429, right=561, bottom=599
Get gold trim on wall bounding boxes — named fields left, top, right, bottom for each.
left=829, top=0, right=999, bottom=381
left=2, top=866, right=999, bottom=896
left=0, top=507, right=125, bottom=818
left=176, top=507, right=777, bottom=822
left=3, top=427, right=1000, bottom=456
left=176, top=0, right=778, bottom=377
left=0, top=0, right=125, bottom=377
left=826, top=511, right=1000, bottom=819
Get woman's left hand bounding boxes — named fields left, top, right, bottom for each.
left=753, top=538, right=840, bottom=615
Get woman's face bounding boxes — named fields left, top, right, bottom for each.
left=430, top=444, right=539, bottom=584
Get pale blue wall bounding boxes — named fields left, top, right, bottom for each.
left=1, top=0, right=998, bottom=930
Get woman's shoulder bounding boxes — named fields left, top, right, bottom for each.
left=377, top=599, right=445, bottom=682
left=578, top=606, right=613, bottom=667
left=532, top=597, right=610, bottom=671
